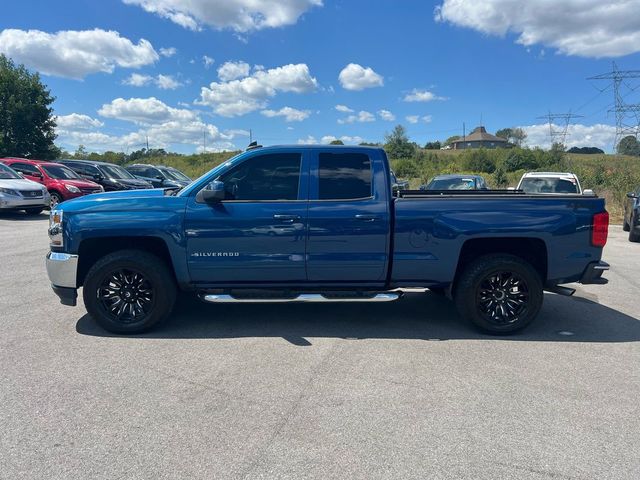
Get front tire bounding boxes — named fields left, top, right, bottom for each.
left=623, top=219, right=630, bottom=232
left=83, top=250, right=176, bottom=334
left=454, top=254, right=543, bottom=335
left=24, top=208, right=43, bottom=215
left=49, top=192, right=63, bottom=209
left=630, top=215, right=640, bottom=242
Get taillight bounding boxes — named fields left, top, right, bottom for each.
left=592, top=211, right=609, bottom=247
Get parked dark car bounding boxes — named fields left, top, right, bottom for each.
left=420, top=174, right=488, bottom=191
left=623, top=186, right=640, bottom=242
left=126, top=164, right=192, bottom=189
left=390, top=170, right=409, bottom=194
left=58, top=159, right=152, bottom=191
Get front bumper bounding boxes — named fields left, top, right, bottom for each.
left=579, top=261, right=609, bottom=285
left=0, top=194, right=49, bottom=209
left=46, top=252, right=79, bottom=306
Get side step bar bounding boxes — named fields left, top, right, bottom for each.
left=200, top=293, right=402, bottom=304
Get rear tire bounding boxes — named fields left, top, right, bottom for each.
left=454, top=254, right=543, bottom=335
left=83, top=250, right=176, bottom=334
left=630, top=214, right=640, bottom=242
left=623, top=219, right=630, bottom=232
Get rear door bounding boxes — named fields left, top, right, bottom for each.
left=184, top=150, right=309, bottom=283
left=306, top=149, right=390, bottom=283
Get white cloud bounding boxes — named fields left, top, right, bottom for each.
left=261, top=106, right=311, bottom=122
left=123, top=73, right=153, bottom=86
left=0, top=28, right=158, bottom=79
left=122, top=0, right=323, bottom=33
left=521, top=123, right=617, bottom=150
left=123, top=73, right=183, bottom=89
left=217, top=61, right=251, bottom=81
left=403, top=89, right=446, bottom=102
left=98, top=97, right=198, bottom=124
left=298, top=134, right=364, bottom=145
left=378, top=109, right=395, bottom=121
left=55, top=113, right=104, bottom=130
left=159, top=47, right=177, bottom=57
left=156, top=74, right=182, bottom=89
left=203, top=55, right=215, bottom=68
left=406, top=115, right=433, bottom=124
left=338, top=110, right=375, bottom=124
left=197, top=63, right=318, bottom=117
left=434, top=0, right=640, bottom=58
left=338, top=63, right=384, bottom=91
left=335, top=104, right=354, bottom=113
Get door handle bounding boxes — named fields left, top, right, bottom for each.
left=355, top=214, right=379, bottom=222
left=273, top=214, right=301, bottom=223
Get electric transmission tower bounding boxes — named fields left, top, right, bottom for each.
left=588, top=62, right=640, bottom=152
left=536, top=112, right=583, bottom=148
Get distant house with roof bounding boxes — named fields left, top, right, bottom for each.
left=451, top=126, right=509, bottom=150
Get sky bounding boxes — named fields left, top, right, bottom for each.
left=1, top=0, right=640, bottom=154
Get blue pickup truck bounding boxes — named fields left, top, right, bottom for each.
left=46, top=145, right=610, bottom=335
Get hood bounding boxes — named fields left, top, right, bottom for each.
left=58, top=188, right=186, bottom=214
left=59, top=179, right=102, bottom=189
left=109, top=178, right=153, bottom=189
left=0, top=178, right=47, bottom=191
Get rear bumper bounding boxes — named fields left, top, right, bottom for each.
left=579, top=261, right=609, bottom=285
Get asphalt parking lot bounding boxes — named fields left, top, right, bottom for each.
left=1, top=213, right=639, bottom=480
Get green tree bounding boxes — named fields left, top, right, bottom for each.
left=495, top=128, right=512, bottom=140
left=329, top=139, right=344, bottom=145
left=462, top=148, right=496, bottom=173
left=493, top=167, right=508, bottom=187
left=74, top=145, right=88, bottom=159
left=617, top=135, right=640, bottom=156
left=384, top=125, right=416, bottom=159
left=425, top=141, right=441, bottom=150
left=443, top=135, right=460, bottom=146
left=0, top=54, right=58, bottom=159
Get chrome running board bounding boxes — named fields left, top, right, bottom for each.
left=200, top=293, right=402, bottom=303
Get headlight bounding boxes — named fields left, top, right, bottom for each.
left=65, top=185, right=81, bottom=193
left=48, top=209, right=64, bottom=247
left=0, top=187, right=19, bottom=196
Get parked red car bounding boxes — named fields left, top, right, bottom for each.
left=0, top=158, right=103, bottom=208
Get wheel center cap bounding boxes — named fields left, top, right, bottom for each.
left=494, top=290, right=506, bottom=301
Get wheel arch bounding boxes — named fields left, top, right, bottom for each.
left=453, top=237, right=548, bottom=289
left=77, top=236, right=176, bottom=287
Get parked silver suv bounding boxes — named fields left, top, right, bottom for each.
left=0, top=163, right=50, bottom=214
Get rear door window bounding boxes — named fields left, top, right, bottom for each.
left=9, top=162, right=40, bottom=176
left=318, top=153, right=372, bottom=200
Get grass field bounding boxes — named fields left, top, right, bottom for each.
left=75, top=148, right=639, bottom=223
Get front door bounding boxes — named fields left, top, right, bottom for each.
left=185, top=151, right=309, bottom=284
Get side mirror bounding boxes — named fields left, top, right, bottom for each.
left=33, top=171, right=43, bottom=178
left=196, top=180, right=225, bottom=203
left=627, top=192, right=637, bottom=199
left=583, top=189, right=595, bottom=196
left=507, top=187, right=516, bottom=191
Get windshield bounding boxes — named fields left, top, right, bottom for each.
left=519, top=177, right=579, bottom=194
left=0, top=164, right=21, bottom=180
left=162, top=168, right=191, bottom=182
left=41, top=164, right=81, bottom=180
left=427, top=177, right=477, bottom=190
left=99, top=164, right=136, bottom=179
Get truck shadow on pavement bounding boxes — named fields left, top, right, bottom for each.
left=0, top=212, right=49, bottom=222
left=76, top=292, right=640, bottom=344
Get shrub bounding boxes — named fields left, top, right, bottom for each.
left=462, top=148, right=496, bottom=173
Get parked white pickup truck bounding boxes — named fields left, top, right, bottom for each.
left=515, top=172, right=593, bottom=195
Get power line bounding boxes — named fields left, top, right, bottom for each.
left=588, top=62, right=640, bottom=151
left=536, top=112, right=584, bottom=148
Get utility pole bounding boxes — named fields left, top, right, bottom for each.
left=588, top=62, right=640, bottom=152
left=145, top=135, right=149, bottom=151
left=203, top=129, right=206, bottom=153
left=249, top=129, right=253, bottom=144
left=536, top=111, right=583, bottom=149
